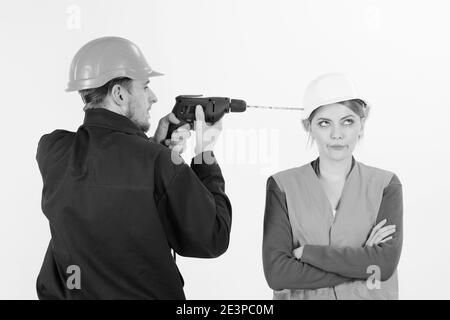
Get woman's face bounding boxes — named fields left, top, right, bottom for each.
left=309, top=103, right=364, bottom=161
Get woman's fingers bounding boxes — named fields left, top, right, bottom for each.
left=366, top=219, right=387, bottom=246
left=292, top=246, right=304, bottom=260
left=379, top=236, right=393, bottom=243
left=372, top=219, right=387, bottom=233
left=374, top=226, right=396, bottom=239
left=371, top=224, right=394, bottom=240
left=373, top=230, right=395, bottom=244
left=368, top=219, right=387, bottom=240
left=373, top=226, right=396, bottom=244
left=375, top=225, right=396, bottom=237
left=366, top=221, right=397, bottom=247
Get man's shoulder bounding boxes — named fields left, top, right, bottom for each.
left=36, top=129, right=76, bottom=169
left=37, top=129, right=75, bottom=153
left=39, top=129, right=74, bottom=142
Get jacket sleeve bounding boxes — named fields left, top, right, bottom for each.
left=301, top=175, right=403, bottom=281
left=263, top=177, right=354, bottom=290
left=154, top=150, right=232, bottom=258
left=36, top=130, right=73, bottom=176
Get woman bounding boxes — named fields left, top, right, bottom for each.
left=262, top=73, right=403, bottom=300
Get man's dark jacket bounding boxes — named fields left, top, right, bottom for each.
left=36, top=108, right=232, bottom=299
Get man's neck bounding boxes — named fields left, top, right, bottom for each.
left=103, top=103, right=126, bottom=117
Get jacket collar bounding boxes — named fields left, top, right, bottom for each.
left=81, top=108, right=148, bottom=139
left=311, top=156, right=356, bottom=178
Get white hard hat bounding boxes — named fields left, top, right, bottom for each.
left=301, top=73, right=370, bottom=120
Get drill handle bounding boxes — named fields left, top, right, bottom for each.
left=164, top=95, right=209, bottom=140
left=166, top=120, right=191, bottom=141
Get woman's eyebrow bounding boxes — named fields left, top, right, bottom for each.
left=316, top=115, right=355, bottom=121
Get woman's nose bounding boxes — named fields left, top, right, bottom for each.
left=330, top=125, right=343, bottom=140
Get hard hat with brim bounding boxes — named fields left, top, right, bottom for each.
left=66, top=36, right=163, bottom=92
left=301, top=73, right=370, bottom=120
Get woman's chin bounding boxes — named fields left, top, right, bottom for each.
left=325, top=150, right=351, bottom=161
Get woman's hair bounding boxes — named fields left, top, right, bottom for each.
left=79, top=77, right=133, bottom=111
left=302, top=99, right=370, bottom=147
left=302, top=99, right=370, bottom=131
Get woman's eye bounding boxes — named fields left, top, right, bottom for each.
left=343, top=119, right=354, bottom=125
left=318, top=121, right=329, bottom=127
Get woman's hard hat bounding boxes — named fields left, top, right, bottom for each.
left=66, top=36, right=163, bottom=92
left=301, top=73, right=370, bottom=120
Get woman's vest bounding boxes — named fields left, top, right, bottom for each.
left=271, top=160, right=398, bottom=299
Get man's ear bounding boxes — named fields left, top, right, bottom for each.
left=111, top=84, right=130, bottom=106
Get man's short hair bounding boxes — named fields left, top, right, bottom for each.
left=79, top=77, right=133, bottom=110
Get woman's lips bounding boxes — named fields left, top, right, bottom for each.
left=328, top=145, right=347, bottom=150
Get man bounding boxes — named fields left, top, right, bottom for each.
left=36, top=37, right=232, bottom=299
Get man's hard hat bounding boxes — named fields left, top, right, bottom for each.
left=301, top=73, right=370, bottom=120
left=66, top=36, right=163, bottom=92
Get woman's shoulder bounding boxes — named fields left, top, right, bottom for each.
left=271, top=163, right=311, bottom=179
left=356, top=161, right=401, bottom=185
left=269, top=162, right=314, bottom=192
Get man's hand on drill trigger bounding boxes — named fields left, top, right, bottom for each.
left=194, top=105, right=223, bottom=156
left=153, top=113, right=191, bottom=154
left=164, top=124, right=190, bottom=154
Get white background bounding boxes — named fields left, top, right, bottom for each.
left=1, top=0, right=449, bottom=299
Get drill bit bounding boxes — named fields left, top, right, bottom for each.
left=247, top=105, right=304, bottom=111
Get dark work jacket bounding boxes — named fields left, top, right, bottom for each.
left=36, top=108, right=232, bottom=300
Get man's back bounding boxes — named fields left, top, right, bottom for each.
left=36, top=108, right=232, bottom=299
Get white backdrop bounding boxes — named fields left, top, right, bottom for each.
left=1, top=0, right=449, bottom=299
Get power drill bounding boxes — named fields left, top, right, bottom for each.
left=166, top=95, right=247, bottom=139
